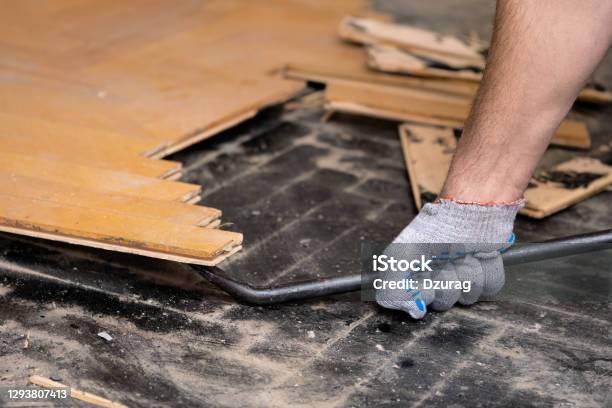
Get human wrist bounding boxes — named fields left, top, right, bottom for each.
left=440, top=173, right=525, bottom=205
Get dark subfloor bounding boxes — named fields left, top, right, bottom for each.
left=1, top=2, right=612, bottom=407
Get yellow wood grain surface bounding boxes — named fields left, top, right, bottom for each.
left=0, top=152, right=200, bottom=203
left=0, top=174, right=220, bottom=227
left=329, top=82, right=591, bottom=149
left=0, top=1, right=383, bottom=262
left=0, top=194, right=242, bottom=264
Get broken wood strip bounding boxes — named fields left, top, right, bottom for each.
left=367, top=44, right=483, bottom=81
left=399, top=124, right=612, bottom=218
left=553, top=121, right=591, bottom=149
left=522, top=157, right=612, bottom=218
left=326, top=100, right=463, bottom=128
left=283, top=64, right=479, bottom=97
left=366, top=44, right=610, bottom=104
left=339, top=16, right=484, bottom=63
left=0, top=152, right=200, bottom=203
left=329, top=82, right=591, bottom=149
left=326, top=81, right=470, bottom=121
left=398, top=124, right=455, bottom=210
left=578, top=86, right=612, bottom=104
left=0, top=193, right=242, bottom=265
left=288, top=61, right=610, bottom=105
left=285, top=90, right=325, bottom=110
left=0, top=174, right=221, bottom=227
left=29, top=375, right=127, bottom=408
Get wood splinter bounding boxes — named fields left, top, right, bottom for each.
left=29, top=375, right=128, bottom=408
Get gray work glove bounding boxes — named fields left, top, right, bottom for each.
left=375, top=199, right=523, bottom=319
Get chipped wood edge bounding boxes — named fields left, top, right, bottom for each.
left=283, top=64, right=478, bottom=98
left=398, top=124, right=424, bottom=210
left=366, top=45, right=483, bottom=82
left=325, top=100, right=463, bottom=128
left=157, top=164, right=182, bottom=180
left=204, top=219, right=222, bottom=228
left=184, top=194, right=201, bottom=204
left=522, top=164, right=612, bottom=218
left=158, top=110, right=258, bottom=159
left=338, top=16, right=484, bottom=63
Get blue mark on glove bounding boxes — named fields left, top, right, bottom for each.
left=499, top=232, right=516, bottom=254
left=402, top=271, right=424, bottom=310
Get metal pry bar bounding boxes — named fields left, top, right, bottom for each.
left=191, top=229, right=612, bottom=305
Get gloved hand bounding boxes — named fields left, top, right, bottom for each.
left=375, top=198, right=523, bottom=319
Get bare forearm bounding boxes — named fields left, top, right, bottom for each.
left=441, top=0, right=612, bottom=203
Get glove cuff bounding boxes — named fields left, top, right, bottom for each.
left=409, top=198, right=524, bottom=243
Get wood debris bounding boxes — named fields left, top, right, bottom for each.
left=523, top=157, right=612, bottom=218
left=23, top=331, right=30, bottom=350
left=337, top=16, right=612, bottom=103
left=29, top=375, right=128, bottom=408
left=399, top=124, right=612, bottom=218
left=339, top=16, right=485, bottom=64
left=333, top=15, right=609, bottom=218
left=327, top=81, right=591, bottom=149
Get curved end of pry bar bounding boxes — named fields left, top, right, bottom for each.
left=191, top=265, right=362, bottom=306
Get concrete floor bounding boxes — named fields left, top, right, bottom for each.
left=1, top=1, right=611, bottom=407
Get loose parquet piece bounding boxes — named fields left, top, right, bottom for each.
left=367, top=44, right=483, bottom=81
left=398, top=124, right=456, bottom=210
left=339, top=16, right=484, bottom=64
left=0, top=194, right=242, bottom=265
left=0, top=174, right=220, bottom=227
left=398, top=124, right=611, bottom=218
left=523, top=157, right=612, bottom=218
left=284, top=64, right=479, bottom=98
left=337, top=16, right=611, bottom=103
left=326, top=81, right=470, bottom=122
left=329, top=82, right=591, bottom=149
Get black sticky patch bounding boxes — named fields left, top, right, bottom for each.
left=598, top=151, right=612, bottom=166
left=421, top=191, right=438, bottom=204
left=586, top=81, right=608, bottom=92
left=417, top=53, right=483, bottom=73
left=534, top=171, right=605, bottom=189
left=377, top=322, right=392, bottom=333
left=398, top=358, right=415, bottom=368
left=453, top=128, right=463, bottom=140
left=347, top=19, right=366, bottom=32
left=405, top=129, right=422, bottom=143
